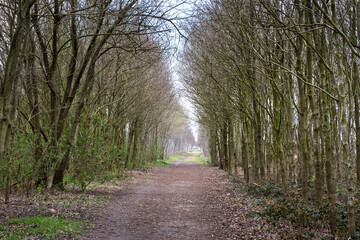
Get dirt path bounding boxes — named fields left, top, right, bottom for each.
left=82, top=154, right=229, bottom=240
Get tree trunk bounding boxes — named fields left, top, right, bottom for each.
left=295, top=0, right=310, bottom=200
left=222, top=119, right=229, bottom=171
left=209, top=128, right=218, bottom=166
left=0, top=0, right=35, bottom=168
left=242, top=123, right=250, bottom=183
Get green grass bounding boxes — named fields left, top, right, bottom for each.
left=150, top=160, right=171, bottom=166
left=165, top=152, right=189, bottom=163
left=0, top=215, right=83, bottom=240
left=151, top=152, right=189, bottom=166
left=183, top=152, right=208, bottom=165
left=151, top=152, right=207, bottom=166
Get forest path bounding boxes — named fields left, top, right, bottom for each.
left=82, top=153, right=229, bottom=240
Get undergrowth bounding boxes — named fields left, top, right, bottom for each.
left=231, top=178, right=360, bottom=239
left=150, top=160, right=171, bottom=166
left=0, top=215, right=83, bottom=239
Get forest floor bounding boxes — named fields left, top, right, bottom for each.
left=81, top=153, right=284, bottom=240
left=0, top=152, right=332, bottom=239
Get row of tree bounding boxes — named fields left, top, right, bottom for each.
left=0, top=0, right=194, bottom=201
left=183, top=0, right=360, bottom=237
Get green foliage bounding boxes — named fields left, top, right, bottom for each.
left=67, top=118, right=120, bottom=191
left=150, top=142, right=163, bottom=162
left=0, top=130, right=36, bottom=189
left=0, top=215, right=83, bottom=239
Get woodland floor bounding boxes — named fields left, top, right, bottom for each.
left=81, top=154, right=285, bottom=240
left=83, top=155, right=230, bottom=240
left=1, top=153, right=332, bottom=239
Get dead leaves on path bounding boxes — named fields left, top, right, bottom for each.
left=1, top=166, right=332, bottom=239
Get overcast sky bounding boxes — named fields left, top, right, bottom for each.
left=168, top=0, right=199, bottom=142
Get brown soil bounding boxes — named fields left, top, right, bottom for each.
left=82, top=157, right=229, bottom=240
left=1, top=153, right=332, bottom=239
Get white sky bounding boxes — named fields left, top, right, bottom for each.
left=168, top=0, right=199, bottom=142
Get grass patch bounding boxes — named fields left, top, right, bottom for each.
left=150, top=152, right=207, bottom=166
left=151, top=160, right=171, bottom=166
left=149, top=153, right=188, bottom=167
left=183, top=152, right=207, bottom=165
left=165, top=152, right=189, bottom=163
left=0, top=215, right=83, bottom=239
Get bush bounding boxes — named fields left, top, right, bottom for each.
left=0, top=131, right=36, bottom=191
left=67, top=119, right=119, bottom=191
